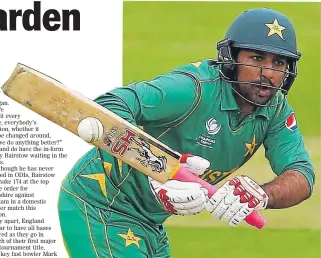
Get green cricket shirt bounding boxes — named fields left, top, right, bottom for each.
left=62, top=59, right=315, bottom=225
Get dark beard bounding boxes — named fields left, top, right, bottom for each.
left=232, top=83, right=259, bottom=107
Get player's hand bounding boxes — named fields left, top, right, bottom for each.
left=206, top=175, right=269, bottom=226
left=149, top=177, right=208, bottom=215
left=149, top=153, right=210, bottom=216
left=179, top=153, right=210, bottom=176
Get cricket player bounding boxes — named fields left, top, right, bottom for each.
left=58, top=8, right=315, bottom=258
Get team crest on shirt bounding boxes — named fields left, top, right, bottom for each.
left=197, top=117, right=221, bottom=148
left=206, top=117, right=221, bottom=135
left=118, top=228, right=141, bottom=248
left=244, top=135, right=257, bottom=157
left=285, top=112, right=298, bottom=131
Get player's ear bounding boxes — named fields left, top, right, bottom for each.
left=232, top=48, right=240, bottom=62
left=230, top=48, right=241, bottom=80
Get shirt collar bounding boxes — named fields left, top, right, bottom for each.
left=220, top=81, right=239, bottom=111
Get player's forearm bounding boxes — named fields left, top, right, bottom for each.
left=261, top=170, right=311, bottom=209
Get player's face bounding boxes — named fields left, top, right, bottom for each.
left=235, top=49, right=288, bottom=105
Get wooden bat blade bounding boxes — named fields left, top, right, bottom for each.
left=2, top=63, right=181, bottom=183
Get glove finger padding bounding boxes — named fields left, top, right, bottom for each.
left=206, top=181, right=232, bottom=212
left=175, top=203, right=207, bottom=215
left=206, top=175, right=269, bottom=227
left=165, top=180, right=204, bottom=202
left=148, top=153, right=211, bottom=216
left=149, top=177, right=208, bottom=216
left=220, top=199, right=245, bottom=222
left=180, top=154, right=210, bottom=176
left=169, top=194, right=207, bottom=210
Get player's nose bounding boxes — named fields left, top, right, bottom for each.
left=261, top=61, right=274, bottom=81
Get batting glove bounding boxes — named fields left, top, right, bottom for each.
left=206, top=175, right=269, bottom=226
left=149, top=154, right=210, bottom=215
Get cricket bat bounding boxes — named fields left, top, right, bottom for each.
left=1, top=63, right=266, bottom=229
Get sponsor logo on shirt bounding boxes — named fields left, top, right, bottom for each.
left=285, top=112, right=298, bottom=131
left=201, top=167, right=239, bottom=184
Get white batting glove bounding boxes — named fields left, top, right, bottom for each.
left=179, top=153, right=210, bottom=176
left=149, top=178, right=208, bottom=215
left=206, top=175, right=269, bottom=226
left=149, top=153, right=210, bottom=215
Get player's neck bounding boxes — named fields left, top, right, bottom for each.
left=234, top=94, right=255, bottom=119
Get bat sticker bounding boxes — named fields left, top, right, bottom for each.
left=104, top=126, right=118, bottom=146
left=129, top=138, right=167, bottom=173
left=111, top=129, right=137, bottom=156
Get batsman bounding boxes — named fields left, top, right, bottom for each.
left=58, top=8, right=315, bottom=257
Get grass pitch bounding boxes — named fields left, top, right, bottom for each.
left=167, top=227, right=319, bottom=258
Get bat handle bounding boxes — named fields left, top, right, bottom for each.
left=172, top=167, right=266, bottom=229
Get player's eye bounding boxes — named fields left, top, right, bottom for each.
left=252, top=55, right=264, bottom=61
left=274, top=59, right=286, bottom=66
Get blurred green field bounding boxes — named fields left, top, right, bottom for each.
left=167, top=227, right=319, bottom=258
left=123, top=2, right=320, bottom=258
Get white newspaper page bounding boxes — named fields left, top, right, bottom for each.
left=0, top=0, right=122, bottom=257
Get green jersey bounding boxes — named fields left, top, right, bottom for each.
left=62, top=59, right=314, bottom=225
